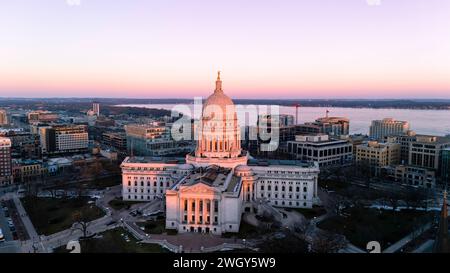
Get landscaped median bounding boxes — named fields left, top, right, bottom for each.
left=21, top=196, right=105, bottom=236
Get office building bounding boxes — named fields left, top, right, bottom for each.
left=287, top=134, right=353, bottom=167
left=125, top=123, right=193, bottom=157
left=356, top=141, right=401, bottom=174
left=0, top=109, right=8, bottom=126
left=409, top=135, right=450, bottom=171
left=441, top=148, right=450, bottom=186
left=369, top=118, right=409, bottom=140
left=389, top=165, right=436, bottom=188
left=309, top=115, right=350, bottom=137
left=39, top=124, right=89, bottom=155
left=0, top=137, right=13, bottom=186
left=27, top=110, right=59, bottom=124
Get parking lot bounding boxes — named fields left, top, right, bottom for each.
left=1, top=200, right=29, bottom=241
left=0, top=203, right=20, bottom=253
left=0, top=203, right=14, bottom=240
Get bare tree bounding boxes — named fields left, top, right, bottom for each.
left=311, top=231, right=348, bottom=253
left=404, top=188, right=426, bottom=210
left=330, top=194, right=347, bottom=216
left=293, top=219, right=310, bottom=235
left=72, top=208, right=96, bottom=238
left=385, top=191, right=403, bottom=211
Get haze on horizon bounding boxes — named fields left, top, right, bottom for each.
left=1, top=0, right=450, bottom=99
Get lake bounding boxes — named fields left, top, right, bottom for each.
left=119, top=104, right=450, bottom=136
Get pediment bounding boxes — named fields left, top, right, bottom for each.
left=180, top=182, right=218, bottom=195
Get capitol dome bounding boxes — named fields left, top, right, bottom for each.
left=194, top=72, right=241, bottom=159
left=203, top=73, right=235, bottom=111
left=186, top=71, right=248, bottom=169
left=202, top=71, right=236, bottom=118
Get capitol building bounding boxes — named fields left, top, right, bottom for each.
left=121, top=72, right=320, bottom=235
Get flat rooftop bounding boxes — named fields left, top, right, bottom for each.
left=247, top=158, right=315, bottom=168
left=182, top=165, right=231, bottom=188
left=124, top=156, right=186, bottom=164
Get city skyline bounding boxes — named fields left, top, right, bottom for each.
left=1, top=0, right=450, bottom=99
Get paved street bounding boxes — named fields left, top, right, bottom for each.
left=383, top=222, right=433, bottom=253
left=3, top=181, right=439, bottom=253
left=0, top=202, right=20, bottom=253
left=3, top=185, right=168, bottom=252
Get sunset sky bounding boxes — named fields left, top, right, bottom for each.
left=1, top=0, right=450, bottom=99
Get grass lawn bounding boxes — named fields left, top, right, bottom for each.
left=84, top=175, right=121, bottom=189
left=289, top=206, right=327, bottom=219
left=21, top=196, right=105, bottom=236
left=317, top=207, right=434, bottom=249
left=222, top=221, right=272, bottom=239
left=136, top=219, right=166, bottom=234
left=108, top=197, right=144, bottom=211
left=318, top=179, right=350, bottom=192
left=54, top=228, right=169, bottom=253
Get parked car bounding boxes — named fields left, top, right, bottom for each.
left=0, top=228, right=5, bottom=242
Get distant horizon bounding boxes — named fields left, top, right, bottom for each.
left=2, top=96, right=450, bottom=101
left=1, top=1, right=450, bottom=98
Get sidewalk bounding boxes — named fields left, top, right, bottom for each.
left=383, top=222, right=432, bottom=253
left=12, top=197, right=39, bottom=240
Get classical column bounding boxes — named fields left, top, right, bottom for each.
left=180, top=198, right=183, bottom=223
left=195, top=198, right=199, bottom=225
left=206, top=199, right=211, bottom=224
left=202, top=199, right=207, bottom=224
left=211, top=199, right=215, bottom=224
left=187, top=198, right=192, bottom=224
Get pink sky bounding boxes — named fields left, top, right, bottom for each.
left=0, top=0, right=449, bottom=99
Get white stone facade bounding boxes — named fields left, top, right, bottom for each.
left=121, top=73, right=320, bottom=235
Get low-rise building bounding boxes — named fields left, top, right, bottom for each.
left=308, top=116, right=350, bottom=137
left=355, top=141, right=400, bottom=175
left=45, top=157, right=74, bottom=176
left=340, top=134, right=368, bottom=158
left=27, top=110, right=59, bottom=124
left=102, top=132, right=127, bottom=151
left=389, top=165, right=436, bottom=188
left=12, top=159, right=44, bottom=183
left=2, top=131, right=40, bottom=159
left=125, top=123, right=193, bottom=157
left=287, top=134, right=353, bottom=167
left=99, top=149, right=118, bottom=161
left=258, top=114, right=295, bottom=128
left=95, top=116, right=115, bottom=127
